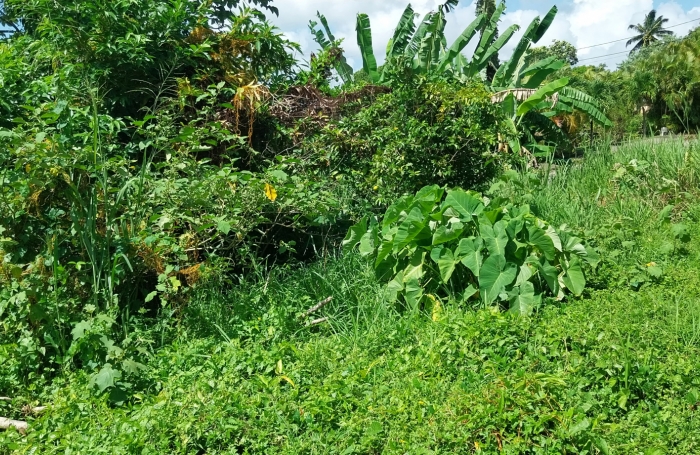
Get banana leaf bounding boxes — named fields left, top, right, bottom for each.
left=437, top=13, right=485, bottom=73
left=356, top=13, right=380, bottom=83
left=517, top=77, right=569, bottom=116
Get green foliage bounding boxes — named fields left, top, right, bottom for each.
left=529, top=39, right=579, bottom=66
left=302, top=80, right=508, bottom=204
left=344, top=185, right=598, bottom=312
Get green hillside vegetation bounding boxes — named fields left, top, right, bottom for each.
left=1, top=0, right=699, bottom=453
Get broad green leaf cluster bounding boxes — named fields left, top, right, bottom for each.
left=344, top=185, right=600, bottom=313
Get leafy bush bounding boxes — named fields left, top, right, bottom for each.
left=344, top=185, right=599, bottom=313
left=303, top=79, right=509, bottom=204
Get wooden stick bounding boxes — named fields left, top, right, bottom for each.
left=302, top=296, right=333, bottom=318
left=0, top=417, right=27, bottom=434
left=308, top=317, right=329, bottom=326
left=0, top=397, right=11, bottom=402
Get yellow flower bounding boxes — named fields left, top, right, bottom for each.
left=264, top=183, right=277, bottom=201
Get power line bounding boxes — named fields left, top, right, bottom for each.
left=578, top=49, right=630, bottom=62
left=575, top=17, right=700, bottom=51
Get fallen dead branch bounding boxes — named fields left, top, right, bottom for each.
left=0, top=417, right=27, bottom=434
left=302, top=296, right=333, bottom=318
left=22, top=405, right=47, bottom=415
left=308, top=317, right=329, bottom=326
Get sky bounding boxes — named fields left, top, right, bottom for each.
left=268, top=0, right=700, bottom=71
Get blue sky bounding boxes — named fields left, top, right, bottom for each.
left=270, top=0, right=700, bottom=70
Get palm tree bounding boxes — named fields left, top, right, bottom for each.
left=626, top=10, right=673, bottom=54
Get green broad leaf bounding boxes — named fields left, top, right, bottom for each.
left=568, top=418, right=590, bottom=436
left=385, top=4, right=417, bottom=59
left=476, top=24, right=519, bottom=72
left=374, top=240, right=396, bottom=280
left=647, top=265, right=663, bottom=279
left=459, top=285, right=479, bottom=303
left=562, top=256, right=586, bottom=296
left=404, top=250, right=426, bottom=282
left=269, top=169, right=288, bottom=181
left=404, top=277, right=424, bottom=310
left=90, top=363, right=122, bottom=393
left=432, top=219, right=464, bottom=245
left=508, top=281, right=540, bottom=315
left=342, top=217, right=368, bottom=253
left=217, top=219, right=231, bottom=235
left=444, top=189, right=484, bottom=220
left=386, top=271, right=405, bottom=302
left=658, top=205, right=674, bottom=223
left=394, top=207, right=428, bottom=252
left=71, top=320, right=92, bottom=340
left=532, top=5, right=558, bottom=43
left=359, top=228, right=378, bottom=257
left=559, top=87, right=612, bottom=126
left=506, top=217, right=525, bottom=238
left=356, top=14, right=380, bottom=83
left=527, top=225, right=556, bottom=261
left=456, top=237, right=483, bottom=277
left=515, top=259, right=536, bottom=286
left=414, top=184, right=444, bottom=211
left=517, top=77, right=570, bottom=117
left=537, top=258, right=561, bottom=297
left=122, top=359, right=147, bottom=375
left=479, top=254, right=517, bottom=305
left=583, top=245, right=601, bottom=268
left=482, top=221, right=509, bottom=257
left=660, top=241, right=674, bottom=255
left=438, top=13, right=485, bottom=73
left=544, top=225, right=563, bottom=251
left=382, top=195, right=413, bottom=231
left=431, top=247, right=456, bottom=283
left=672, top=223, right=691, bottom=243
left=145, top=291, right=158, bottom=303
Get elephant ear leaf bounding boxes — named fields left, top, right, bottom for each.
left=562, top=256, right=586, bottom=296
left=356, top=13, right=380, bottom=83
left=508, top=281, right=541, bottom=315
left=479, top=254, right=517, bottom=305
left=431, top=246, right=457, bottom=283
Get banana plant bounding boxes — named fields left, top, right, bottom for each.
left=485, top=6, right=611, bottom=154
left=308, top=11, right=354, bottom=84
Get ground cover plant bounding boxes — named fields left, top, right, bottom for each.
left=2, top=140, right=700, bottom=454
left=1, top=0, right=700, bottom=452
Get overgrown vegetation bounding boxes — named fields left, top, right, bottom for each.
left=1, top=0, right=699, bottom=452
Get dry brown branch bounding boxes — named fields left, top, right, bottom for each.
left=267, top=84, right=391, bottom=129
left=22, top=405, right=47, bottom=415
left=0, top=417, right=27, bottom=434
left=302, top=296, right=333, bottom=318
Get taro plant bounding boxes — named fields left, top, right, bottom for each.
left=343, top=185, right=599, bottom=313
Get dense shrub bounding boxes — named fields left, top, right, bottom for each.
left=302, top=79, right=510, bottom=204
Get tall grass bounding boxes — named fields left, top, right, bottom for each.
left=182, top=254, right=405, bottom=348
left=530, top=137, right=700, bottom=230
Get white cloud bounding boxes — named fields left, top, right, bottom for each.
left=268, top=0, right=700, bottom=71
